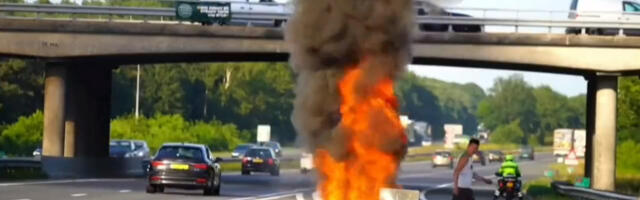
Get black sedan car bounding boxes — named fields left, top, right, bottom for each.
left=241, top=147, right=280, bottom=176
left=146, top=143, right=222, bottom=196
left=519, top=146, right=535, bottom=160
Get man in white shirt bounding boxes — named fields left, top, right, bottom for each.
left=452, top=138, right=493, bottom=200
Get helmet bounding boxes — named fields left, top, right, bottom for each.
left=505, top=155, right=515, bottom=162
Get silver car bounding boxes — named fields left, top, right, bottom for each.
left=432, top=151, right=454, bottom=169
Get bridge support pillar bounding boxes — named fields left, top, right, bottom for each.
left=43, top=65, right=67, bottom=157
left=584, top=76, right=596, bottom=180
left=64, top=66, right=113, bottom=158
left=590, top=75, right=618, bottom=191
left=42, top=64, right=117, bottom=178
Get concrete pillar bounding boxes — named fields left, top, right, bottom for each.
left=43, top=65, right=66, bottom=157
left=592, top=75, right=618, bottom=191
left=584, top=76, right=596, bottom=180
left=65, top=66, right=113, bottom=158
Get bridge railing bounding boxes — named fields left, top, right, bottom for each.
left=551, top=181, right=639, bottom=200
left=2, top=3, right=640, bottom=35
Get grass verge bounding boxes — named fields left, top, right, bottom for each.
left=0, top=167, right=48, bottom=182
left=523, top=177, right=572, bottom=200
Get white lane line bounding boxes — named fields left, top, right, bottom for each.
left=231, top=188, right=314, bottom=200
left=0, top=178, right=137, bottom=187
left=295, top=193, right=305, bottom=200
left=119, top=189, right=132, bottom=193
left=70, top=193, right=87, bottom=197
left=257, top=193, right=301, bottom=200
left=13, top=198, right=31, bottom=200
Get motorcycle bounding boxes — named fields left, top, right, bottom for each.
left=493, top=174, right=523, bottom=200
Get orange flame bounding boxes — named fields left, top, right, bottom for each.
left=315, top=61, right=407, bottom=200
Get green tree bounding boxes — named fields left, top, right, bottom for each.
left=533, top=86, right=570, bottom=144
left=618, top=77, right=640, bottom=142
left=490, top=120, right=524, bottom=144
left=396, top=76, right=445, bottom=139
left=396, top=72, right=485, bottom=139
left=477, top=74, right=538, bottom=137
left=0, top=59, right=44, bottom=125
left=0, top=111, right=43, bottom=155
left=566, top=95, right=586, bottom=129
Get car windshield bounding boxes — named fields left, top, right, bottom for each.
left=109, top=141, right=132, bottom=152
left=134, top=142, right=145, bottom=150
left=246, top=149, right=273, bottom=159
left=155, top=146, right=204, bottom=162
left=235, top=145, right=253, bottom=151
left=436, top=152, right=451, bottom=156
left=265, top=142, right=279, bottom=148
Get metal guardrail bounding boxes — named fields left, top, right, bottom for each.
left=2, top=3, right=640, bottom=32
left=0, top=157, right=41, bottom=168
left=551, top=181, right=639, bottom=200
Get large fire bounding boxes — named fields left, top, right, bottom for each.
left=315, top=60, right=407, bottom=200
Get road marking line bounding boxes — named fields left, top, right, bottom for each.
left=70, top=193, right=87, bottom=197
left=13, top=198, right=31, bottom=200
left=0, top=178, right=137, bottom=187
left=231, top=188, right=314, bottom=200
left=119, top=189, right=132, bottom=193
left=295, top=193, right=305, bottom=200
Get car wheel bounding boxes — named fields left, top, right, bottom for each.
left=203, top=177, right=215, bottom=196
left=146, top=185, right=157, bottom=193
left=157, top=185, right=164, bottom=193
left=271, top=167, right=280, bottom=176
left=212, top=174, right=221, bottom=195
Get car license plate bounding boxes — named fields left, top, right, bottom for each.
left=170, top=164, right=189, bottom=170
left=507, top=182, right=514, bottom=188
left=254, top=159, right=263, bottom=163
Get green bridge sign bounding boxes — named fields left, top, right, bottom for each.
left=175, top=1, right=232, bottom=25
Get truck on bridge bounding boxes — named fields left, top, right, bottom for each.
left=175, top=0, right=291, bottom=26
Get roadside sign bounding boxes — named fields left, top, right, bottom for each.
left=564, top=149, right=579, bottom=165
left=257, top=125, right=271, bottom=142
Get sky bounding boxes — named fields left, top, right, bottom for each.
left=410, top=0, right=587, bottom=97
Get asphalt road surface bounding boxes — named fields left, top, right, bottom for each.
left=0, top=153, right=554, bottom=200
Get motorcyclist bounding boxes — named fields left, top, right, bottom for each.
left=494, top=155, right=522, bottom=199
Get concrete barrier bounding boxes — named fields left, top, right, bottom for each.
left=41, top=156, right=145, bottom=179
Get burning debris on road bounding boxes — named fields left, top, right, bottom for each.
left=286, top=0, right=414, bottom=199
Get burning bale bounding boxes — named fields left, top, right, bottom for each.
left=286, top=0, right=414, bottom=199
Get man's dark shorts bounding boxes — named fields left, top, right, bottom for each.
left=452, top=188, right=474, bottom=200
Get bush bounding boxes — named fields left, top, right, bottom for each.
left=110, top=114, right=249, bottom=153
left=617, top=140, right=640, bottom=174
left=490, top=120, right=524, bottom=144
left=0, top=111, right=43, bottom=156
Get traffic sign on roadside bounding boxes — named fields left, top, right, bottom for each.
left=565, top=149, right=579, bottom=166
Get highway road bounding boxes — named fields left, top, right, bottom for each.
left=0, top=153, right=554, bottom=200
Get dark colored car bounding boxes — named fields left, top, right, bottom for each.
left=519, top=146, right=535, bottom=160
left=146, top=143, right=222, bottom=196
left=487, top=151, right=505, bottom=163
left=415, top=1, right=482, bottom=33
left=259, top=141, right=282, bottom=157
left=110, top=140, right=150, bottom=158
left=231, top=144, right=255, bottom=158
left=241, top=147, right=280, bottom=176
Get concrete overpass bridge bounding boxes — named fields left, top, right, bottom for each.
left=1, top=4, right=640, bottom=191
